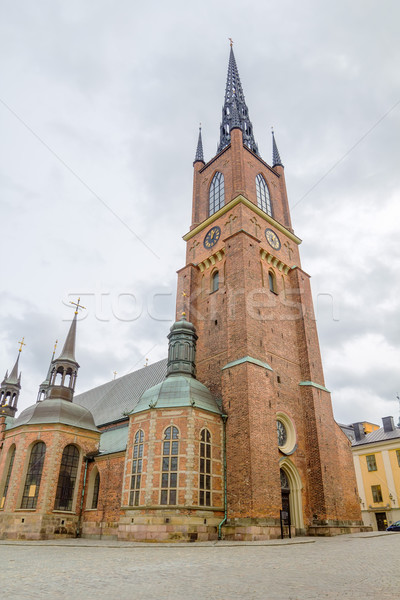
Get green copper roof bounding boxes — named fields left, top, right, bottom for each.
left=299, top=381, right=330, bottom=393
left=99, top=425, right=129, bottom=455
left=222, top=356, right=273, bottom=371
left=132, top=375, right=221, bottom=415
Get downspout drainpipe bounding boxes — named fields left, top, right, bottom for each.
left=76, top=457, right=90, bottom=538
left=218, top=414, right=228, bottom=540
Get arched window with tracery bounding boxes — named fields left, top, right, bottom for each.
left=130, top=430, right=144, bottom=506
left=54, top=444, right=80, bottom=511
left=21, top=442, right=46, bottom=509
left=199, top=429, right=211, bottom=506
left=160, top=426, right=179, bottom=505
left=256, top=174, right=272, bottom=216
left=209, top=172, right=225, bottom=216
left=1, top=444, right=16, bottom=509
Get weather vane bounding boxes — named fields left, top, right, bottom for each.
left=229, top=37, right=234, bottom=47
left=182, top=291, right=188, bottom=318
left=113, top=371, right=117, bottom=380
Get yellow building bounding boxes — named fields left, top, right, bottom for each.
left=351, top=417, right=400, bottom=531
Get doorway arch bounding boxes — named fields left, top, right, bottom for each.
left=279, top=457, right=304, bottom=532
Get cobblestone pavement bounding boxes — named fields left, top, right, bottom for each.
left=0, top=532, right=399, bottom=599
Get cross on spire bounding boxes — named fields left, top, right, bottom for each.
left=70, top=297, right=86, bottom=315
left=18, top=337, right=26, bottom=353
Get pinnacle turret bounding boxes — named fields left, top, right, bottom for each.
left=37, top=340, right=58, bottom=402
left=272, top=129, right=283, bottom=167
left=46, top=300, right=85, bottom=402
left=194, top=126, right=205, bottom=164
left=0, top=345, right=23, bottom=418
left=218, top=46, right=259, bottom=155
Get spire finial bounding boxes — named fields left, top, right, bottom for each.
left=194, top=124, right=205, bottom=164
left=70, top=297, right=86, bottom=315
left=53, top=339, right=58, bottom=358
left=218, top=46, right=259, bottom=155
left=113, top=370, right=117, bottom=380
left=18, top=337, right=26, bottom=353
left=271, top=127, right=283, bottom=167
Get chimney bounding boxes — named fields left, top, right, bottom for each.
left=352, top=422, right=366, bottom=442
left=382, top=416, right=396, bottom=433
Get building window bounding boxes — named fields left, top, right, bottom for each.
left=396, top=450, right=400, bottom=467
left=160, top=426, right=179, bottom=505
left=269, top=270, right=277, bottom=293
left=256, top=174, right=272, bottom=216
left=91, top=471, right=100, bottom=509
left=1, top=445, right=16, bottom=509
left=199, top=429, right=211, bottom=506
left=54, top=445, right=80, bottom=511
left=21, top=442, right=46, bottom=509
left=209, top=172, right=225, bottom=216
left=211, top=270, right=219, bottom=292
left=366, top=454, right=377, bottom=471
left=130, top=430, right=144, bottom=506
left=371, top=485, right=383, bottom=503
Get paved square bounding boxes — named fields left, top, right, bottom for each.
left=0, top=533, right=398, bottom=599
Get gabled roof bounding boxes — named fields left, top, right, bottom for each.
left=75, top=358, right=167, bottom=426
left=352, top=426, right=400, bottom=447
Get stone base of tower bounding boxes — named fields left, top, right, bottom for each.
left=115, top=508, right=224, bottom=542
left=221, top=518, right=297, bottom=541
left=0, top=511, right=80, bottom=540
left=307, top=519, right=370, bottom=536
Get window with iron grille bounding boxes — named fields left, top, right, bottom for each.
left=130, top=430, right=144, bottom=506
left=1, top=445, right=16, bottom=509
left=199, top=429, right=211, bottom=506
left=371, top=485, right=383, bottom=503
left=256, top=174, right=272, bottom=216
left=91, top=471, right=100, bottom=509
left=366, top=454, right=377, bottom=471
left=160, top=426, right=179, bottom=505
left=54, top=445, right=80, bottom=511
left=209, top=172, right=225, bottom=216
left=21, top=442, right=46, bottom=509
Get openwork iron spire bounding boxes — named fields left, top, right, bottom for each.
left=218, top=46, right=259, bottom=155
left=272, top=128, right=283, bottom=167
left=194, top=125, right=204, bottom=163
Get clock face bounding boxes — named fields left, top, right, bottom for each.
left=265, top=228, right=281, bottom=251
left=277, top=420, right=287, bottom=447
left=203, top=226, right=221, bottom=249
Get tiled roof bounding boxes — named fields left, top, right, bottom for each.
left=75, top=358, right=167, bottom=427
left=352, top=426, right=400, bottom=447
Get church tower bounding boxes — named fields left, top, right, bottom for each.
left=177, top=45, right=362, bottom=537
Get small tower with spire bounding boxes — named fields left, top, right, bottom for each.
left=194, top=125, right=205, bottom=165
left=46, top=299, right=84, bottom=403
left=0, top=338, right=25, bottom=418
left=37, top=340, right=58, bottom=403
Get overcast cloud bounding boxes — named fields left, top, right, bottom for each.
left=0, top=0, right=399, bottom=425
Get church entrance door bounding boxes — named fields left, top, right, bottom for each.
left=280, top=469, right=291, bottom=538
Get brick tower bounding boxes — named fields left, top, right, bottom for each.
left=176, top=45, right=362, bottom=538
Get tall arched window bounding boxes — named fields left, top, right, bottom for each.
left=199, top=429, right=211, bottom=506
left=21, top=442, right=46, bottom=509
left=256, top=174, right=272, bottom=216
left=1, top=445, right=16, bottom=509
left=160, top=426, right=179, bottom=505
left=91, top=471, right=100, bottom=509
left=269, top=270, right=277, bottom=293
left=211, top=270, right=219, bottom=292
left=130, top=429, right=144, bottom=506
left=209, top=172, right=225, bottom=216
left=54, top=444, right=80, bottom=511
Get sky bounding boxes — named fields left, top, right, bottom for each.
left=0, top=0, right=399, bottom=425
